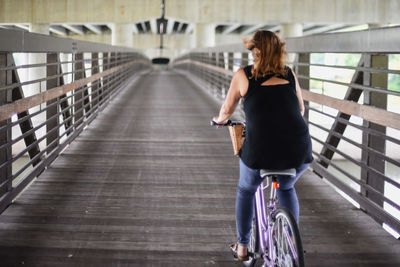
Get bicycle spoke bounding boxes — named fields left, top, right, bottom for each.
left=273, top=209, right=304, bottom=267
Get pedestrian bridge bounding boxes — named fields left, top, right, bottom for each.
left=0, top=26, right=400, bottom=266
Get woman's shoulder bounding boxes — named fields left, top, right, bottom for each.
left=242, top=65, right=253, bottom=79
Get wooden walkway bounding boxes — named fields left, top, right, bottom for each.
left=0, top=70, right=399, bottom=266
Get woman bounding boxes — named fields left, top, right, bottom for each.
left=212, top=30, right=313, bottom=261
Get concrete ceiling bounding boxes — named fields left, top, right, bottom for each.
left=0, top=20, right=354, bottom=37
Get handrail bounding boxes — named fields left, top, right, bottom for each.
left=0, top=60, right=148, bottom=122
left=174, top=59, right=400, bottom=131
left=171, top=26, right=400, bottom=236
left=0, top=28, right=151, bottom=214
left=0, top=28, right=138, bottom=53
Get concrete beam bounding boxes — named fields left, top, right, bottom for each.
left=132, top=24, right=139, bottom=34
left=176, top=23, right=184, bottom=33
left=141, top=22, right=148, bottom=33
left=185, top=23, right=194, bottom=34
left=84, top=24, right=102, bottom=34
left=241, top=23, right=268, bottom=35
left=69, top=30, right=265, bottom=50
left=62, top=24, right=84, bottom=35
left=50, top=25, right=68, bottom=36
left=1, top=0, right=399, bottom=25
left=15, top=24, right=29, bottom=31
left=304, top=24, right=348, bottom=35
left=222, top=23, right=241, bottom=34
left=166, top=19, right=175, bottom=34
left=268, top=25, right=281, bottom=32
left=150, top=19, right=157, bottom=34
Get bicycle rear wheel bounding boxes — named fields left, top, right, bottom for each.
left=243, top=213, right=260, bottom=267
left=272, top=208, right=304, bottom=267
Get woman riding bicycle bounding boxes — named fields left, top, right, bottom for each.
left=212, top=30, right=313, bottom=261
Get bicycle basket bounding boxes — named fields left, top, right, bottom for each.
left=228, top=124, right=245, bottom=157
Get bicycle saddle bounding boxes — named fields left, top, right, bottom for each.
left=260, top=168, right=296, bottom=178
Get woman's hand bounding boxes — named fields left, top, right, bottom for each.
left=212, top=116, right=228, bottom=125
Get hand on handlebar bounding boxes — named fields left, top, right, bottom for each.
left=210, top=117, right=231, bottom=127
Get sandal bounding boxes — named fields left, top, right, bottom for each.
left=230, top=242, right=250, bottom=261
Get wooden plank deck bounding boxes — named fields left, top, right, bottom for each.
left=0, top=70, right=399, bottom=266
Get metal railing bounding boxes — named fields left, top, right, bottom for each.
left=0, top=28, right=151, bottom=213
left=172, top=26, right=400, bottom=236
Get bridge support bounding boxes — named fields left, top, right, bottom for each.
left=111, top=23, right=133, bottom=48
left=280, top=23, right=303, bottom=65
left=280, top=23, right=303, bottom=39
left=193, top=23, right=215, bottom=48
left=361, top=54, right=388, bottom=222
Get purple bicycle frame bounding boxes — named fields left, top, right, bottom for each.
left=254, top=178, right=299, bottom=266
left=254, top=179, right=275, bottom=265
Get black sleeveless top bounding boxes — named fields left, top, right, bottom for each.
left=239, top=65, right=313, bottom=169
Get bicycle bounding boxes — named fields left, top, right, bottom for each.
left=211, top=120, right=305, bottom=267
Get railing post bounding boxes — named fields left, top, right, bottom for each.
left=109, top=52, right=116, bottom=99
left=297, top=53, right=310, bottom=121
left=241, top=52, right=249, bottom=67
left=46, top=53, right=60, bottom=154
left=8, top=55, right=41, bottom=167
left=91, top=52, right=99, bottom=111
left=100, top=52, right=108, bottom=106
left=58, top=57, right=72, bottom=136
left=228, top=52, right=234, bottom=71
left=361, top=54, right=388, bottom=220
left=74, top=53, right=84, bottom=127
left=0, top=52, right=12, bottom=200
left=217, top=52, right=226, bottom=97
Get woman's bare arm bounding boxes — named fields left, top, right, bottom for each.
left=213, top=69, right=248, bottom=123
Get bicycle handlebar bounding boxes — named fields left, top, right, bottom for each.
left=210, top=119, right=245, bottom=127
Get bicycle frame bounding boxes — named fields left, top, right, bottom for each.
left=254, top=177, right=276, bottom=266
left=255, top=177, right=299, bottom=267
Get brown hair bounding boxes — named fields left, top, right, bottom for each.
left=244, top=30, right=287, bottom=80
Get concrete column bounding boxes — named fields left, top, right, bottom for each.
left=29, top=24, right=50, bottom=35
left=280, top=23, right=303, bottom=39
left=280, top=23, right=303, bottom=65
left=111, top=23, right=133, bottom=48
left=193, top=23, right=216, bottom=48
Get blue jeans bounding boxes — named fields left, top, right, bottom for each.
left=236, top=159, right=309, bottom=246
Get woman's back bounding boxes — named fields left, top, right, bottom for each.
left=239, top=65, right=313, bottom=170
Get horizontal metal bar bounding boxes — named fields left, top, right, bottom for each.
left=314, top=152, right=400, bottom=211
left=0, top=60, right=147, bottom=122
left=302, top=90, right=400, bottom=130
left=0, top=77, right=105, bottom=134
left=8, top=70, right=129, bottom=178
left=309, top=121, right=400, bottom=168
left=307, top=105, right=400, bottom=146
left=174, top=59, right=234, bottom=76
left=294, top=61, right=400, bottom=76
left=311, top=134, right=400, bottom=189
left=0, top=68, right=145, bottom=215
left=286, top=26, right=400, bottom=53
left=0, top=28, right=141, bottom=53
left=177, top=59, right=400, bottom=130
left=311, top=161, right=400, bottom=234
left=298, top=74, right=400, bottom=97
